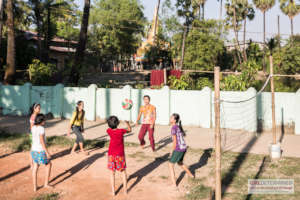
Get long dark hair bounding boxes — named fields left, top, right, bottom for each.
left=34, top=114, right=45, bottom=125
left=29, top=103, right=40, bottom=116
left=75, top=101, right=85, bottom=121
left=172, top=113, right=185, bottom=136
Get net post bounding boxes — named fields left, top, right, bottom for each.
left=214, top=66, right=221, bottom=200
left=270, top=55, right=276, bottom=144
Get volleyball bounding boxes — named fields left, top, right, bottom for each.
left=122, top=99, right=133, bottom=110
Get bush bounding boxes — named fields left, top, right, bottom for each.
left=168, top=74, right=193, bottom=90
left=168, top=74, right=214, bottom=90
left=221, top=59, right=260, bottom=91
left=29, top=59, right=58, bottom=85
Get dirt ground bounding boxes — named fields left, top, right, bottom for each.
left=1, top=116, right=300, bottom=158
left=0, top=145, right=202, bottom=200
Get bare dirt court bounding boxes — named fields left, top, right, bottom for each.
left=1, top=116, right=300, bottom=200
left=0, top=145, right=199, bottom=200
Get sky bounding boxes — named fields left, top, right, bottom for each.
left=75, top=0, right=300, bottom=42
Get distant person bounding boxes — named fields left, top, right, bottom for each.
left=136, top=95, right=156, bottom=152
left=106, top=116, right=132, bottom=196
left=31, top=114, right=53, bottom=192
left=68, top=101, right=88, bottom=155
left=168, top=113, right=194, bottom=187
left=29, top=103, right=41, bottom=169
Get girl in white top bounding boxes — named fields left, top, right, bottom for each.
left=30, top=114, right=53, bottom=192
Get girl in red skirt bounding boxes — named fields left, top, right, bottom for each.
left=106, top=116, right=132, bottom=196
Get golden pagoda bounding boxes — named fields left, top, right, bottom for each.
left=135, top=6, right=159, bottom=62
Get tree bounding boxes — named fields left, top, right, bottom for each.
left=225, top=0, right=245, bottom=64
left=89, top=0, right=145, bottom=71
left=280, top=0, right=300, bottom=37
left=241, top=0, right=255, bottom=61
left=28, top=0, right=43, bottom=60
left=4, top=0, right=15, bottom=84
left=184, top=20, right=225, bottom=70
left=176, top=0, right=195, bottom=69
left=192, top=0, right=206, bottom=20
left=43, top=0, right=70, bottom=62
left=69, top=0, right=90, bottom=84
left=253, top=0, right=275, bottom=44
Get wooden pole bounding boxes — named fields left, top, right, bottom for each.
left=214, top=66, right=221, bottom=200
left=270, top=56, right=276, bottom=144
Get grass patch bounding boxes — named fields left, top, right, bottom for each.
left=128, top=151, right=148, bottom=159
left=185, top=184, right=212, bottom=200
left=184, top=148, right=300, bottom=200
left=0, top=131, right=31, bottom=152
left=84, top=139, right=108, bottom=149
left=32, top=192, right=59, bottom=200
left=159, top=175, right=168, bottom=180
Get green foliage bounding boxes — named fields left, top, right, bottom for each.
left=135, top=83, right=145, bottom=89
left=195, top=77, right=214, bottom=90
left=32, top=193, right=59, bottom=200
left=168, top=74, right=192, bottom=90
left=168, top=74, right=213, bottom=90
left=246, top=40, right=264, bottom=68
left=184, top=20, right=225, bottom=70
left=89, top=0, right=145, bottom=64
left=274, top=36, right=300, bottom=75
left=28, top=59, right=58, bottom=85
left=221, top=59, right=260, bottom=91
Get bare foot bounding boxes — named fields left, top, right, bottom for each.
left=44, top=184, right=54, bottom=189
left=124, top=189, right=128, bottom=195
left=112, top=191, right=116, bottom=196
left=140, top=145, right=145, bottom=150
left=33, top=187, right=37, bottom=192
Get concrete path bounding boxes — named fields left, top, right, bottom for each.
left=1, top=116, right=300, bottom=158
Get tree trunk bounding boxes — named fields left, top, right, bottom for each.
left=219, top=0, right=223, bottom=34
left=219, top=0, right=222, bottom=21
left=199, top=5, right=201, bottom=20
left=263, top=11, right=266, bottom=72
left=290, top=17, right=293, bottom=37
left=180, top=26, right=188, bottom=69
left=43, top=7, right=51, bottom=62
left=202, top=3, right=204, bottom=20
left=233, top=7, right=242, bottom=64
left=243, top=18, right=247, bottom=62
left=33, top=0, right=42, bottom=60
left=69, top=0, right=90, bottom=84
left=0, top=0, right=4, bottom=54
left=4, top=0, right=15, bottom=84
left=263, top=11, right=265, bottom=43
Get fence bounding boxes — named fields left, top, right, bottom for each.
left=0, top=83, right=299, bottom=134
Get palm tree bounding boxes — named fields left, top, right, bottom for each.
left=253, top=0, right=275, bottom=44
left=4, top=0, right=15, bottom=84
left=176, top=0, right=194, bottom=69
left=241, top=2, right=255, bottom=61
left=280, top=0, right=300, bottom=36
left=192, top=0, right=206, bottom=20
left=253, top=0, right=275, bottom=72
left=69, top=0, right=90, bottom=84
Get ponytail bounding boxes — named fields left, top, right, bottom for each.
left=178, top=120, right=186, bottom=136
left=172, top=113, right=186, bottom=136
left=75, top=101, right=84, bottom=121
